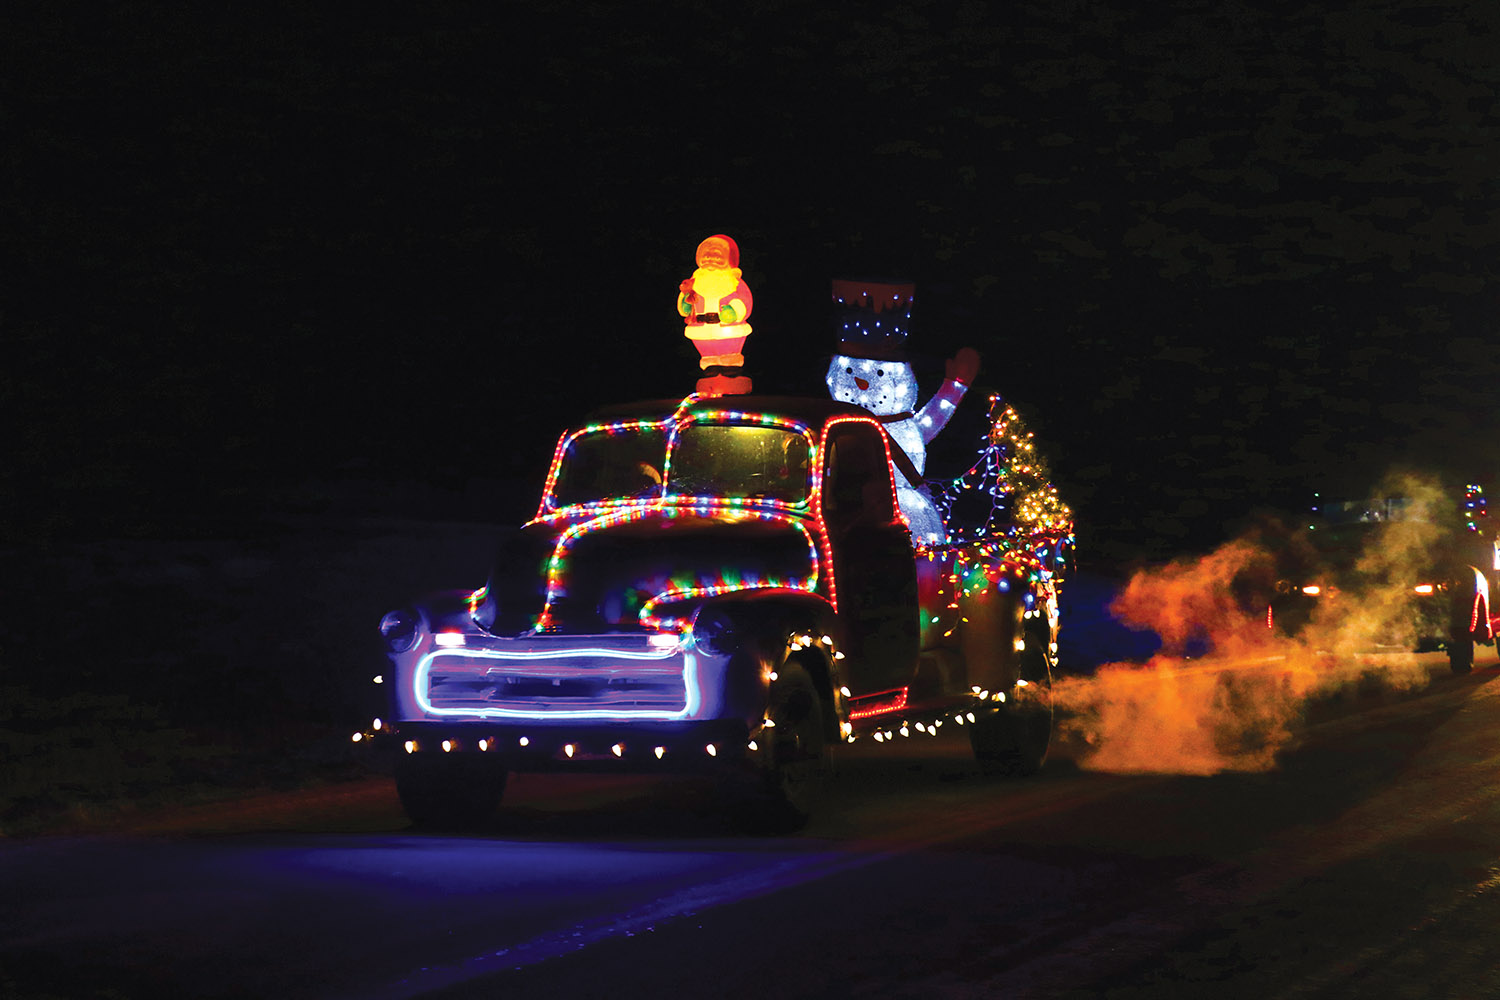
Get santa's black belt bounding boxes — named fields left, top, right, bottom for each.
left=693, top=312, right=721, bottom=323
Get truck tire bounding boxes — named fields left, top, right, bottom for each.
left=1448, top=636, right=1474, bottom=675
left=395, top=751, right=508, bottom=830
left=969, top=626, right=1054, bottom=776
left=1448, top=578, right=1483, bottom=676
left=730, top=662, right=829, bottom=833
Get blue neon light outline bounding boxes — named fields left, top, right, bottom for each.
left=413, top=646, right=702, bottom=720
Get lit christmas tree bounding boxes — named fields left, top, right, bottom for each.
left=936, top=393, right=1074, bottom=549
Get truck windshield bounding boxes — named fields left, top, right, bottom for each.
left=666, top=424, right=810, bottom=503
left=550, top=426, right=668, bottom=508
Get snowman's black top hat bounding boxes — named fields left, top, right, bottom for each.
left=832, top=278, right=912, bottom=362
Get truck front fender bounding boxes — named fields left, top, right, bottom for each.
left=691, top=590, right=847, bottom=738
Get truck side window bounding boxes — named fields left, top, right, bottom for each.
left=823, top=425, right=895, bottom=527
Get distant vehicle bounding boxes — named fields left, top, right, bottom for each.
left=1263, top=487, right=1499, bottom=674
left=364, top=394, right=1071, bottom=831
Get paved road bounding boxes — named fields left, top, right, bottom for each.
left=3, top=656, right=1498, bottom=999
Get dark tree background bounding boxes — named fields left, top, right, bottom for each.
left=10, top=0, right=1500, bottom=563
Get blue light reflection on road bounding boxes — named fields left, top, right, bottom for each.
left=0, top=833, right=868, bottom=1000
left=299, top=837, right=869, bottom=1000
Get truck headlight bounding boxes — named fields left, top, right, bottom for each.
left=379, top=608, right=420, bottom=652
left=690, top=607, right=739, bottom=657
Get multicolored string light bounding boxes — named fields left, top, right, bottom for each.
left=914, top=393, right=1073, bottom=641
left=935, top=392, right=1074, bottom=548
left=1464, top=484, right=1487, bottom=533
left=526, top=400, right=908, bottom=632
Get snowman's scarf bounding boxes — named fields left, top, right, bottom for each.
left=876, top=421, right=923, bottom=487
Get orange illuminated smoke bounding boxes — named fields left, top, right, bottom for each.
left=1055, top=497, right=1450, bottom=776
left=1052, top=537, right=1297, bottom=775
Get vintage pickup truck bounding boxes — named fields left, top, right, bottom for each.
left=366, top=392, right=1070, bottom=830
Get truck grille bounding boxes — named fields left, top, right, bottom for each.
left=416, top=638, right=692, bottom=718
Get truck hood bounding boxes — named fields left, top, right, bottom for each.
left=488, top=509, right=822, bottom=635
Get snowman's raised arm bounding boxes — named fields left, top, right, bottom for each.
left=915, top=347, right=979, bottom=444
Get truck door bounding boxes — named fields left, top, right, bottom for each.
left=820, top=423, right=921, bottom=694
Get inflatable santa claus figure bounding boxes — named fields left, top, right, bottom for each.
left=678, top=234, right=753, bottom=395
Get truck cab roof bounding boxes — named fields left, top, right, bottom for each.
left=581, top=395, right=879, bottom=432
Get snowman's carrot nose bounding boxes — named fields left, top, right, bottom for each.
left=855, top=376, right=870, bottom=391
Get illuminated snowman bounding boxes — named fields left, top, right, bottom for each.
left=826, top=279, right=979, bottom=545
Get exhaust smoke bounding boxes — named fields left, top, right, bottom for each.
left=1056, top=473, right=1455, bottom=775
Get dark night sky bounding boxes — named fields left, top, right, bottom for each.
left=9, top=0, right=1500, bottom=562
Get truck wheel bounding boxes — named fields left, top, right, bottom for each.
left=969, top=629, right=1054, bottom=776
left=1448, top=582, right=1482, bottom=676
left=731, top=663, right=829, bottom=833
left=1448, top=636, right=1474, bottom=675
left=395, top=751, right=508, bottom=830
